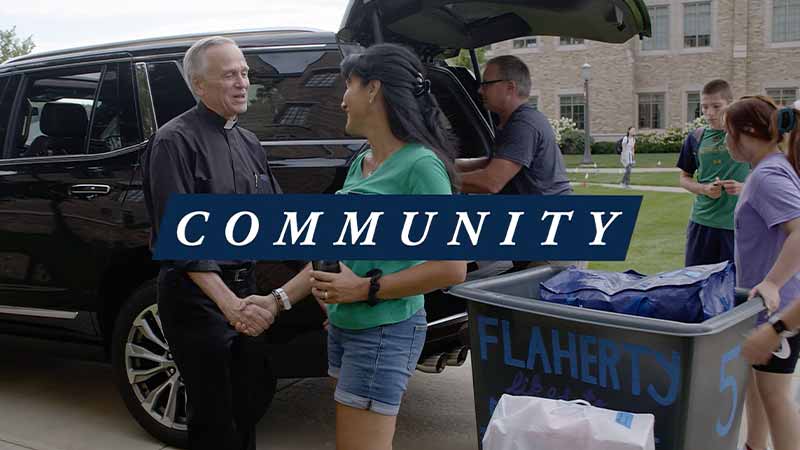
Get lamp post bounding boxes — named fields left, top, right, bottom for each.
left=580, top=63, right=593, bottom=165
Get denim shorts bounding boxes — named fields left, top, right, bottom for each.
left=327, top=309, right=427, bottom=416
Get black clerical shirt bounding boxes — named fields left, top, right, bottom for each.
left=143, top=102, right=281, bottom=273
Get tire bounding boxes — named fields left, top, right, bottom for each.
left=111, top=279, right=277, bottom=448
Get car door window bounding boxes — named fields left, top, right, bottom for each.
left=241, top=50, right=349, bottom=141
left=146, top=61, right=196, bottom=128
left=88, top=63, right=141, bottom=153
left=12, top=66, right=102, bottom=158
left=10, top=63, right=141, bottom=158
left=0, top=76, right=20, bottom=156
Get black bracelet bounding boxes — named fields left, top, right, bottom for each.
left=365, top=269, right=383, bottom=306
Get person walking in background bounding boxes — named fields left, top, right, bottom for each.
left=724, top=96, right=800, bottom=450
left=677, top=79, right=750, bottom=267
left=619, top=126, right=636, bottom=188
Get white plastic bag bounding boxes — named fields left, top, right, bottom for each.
left=482, top=395, right=655, bottom=450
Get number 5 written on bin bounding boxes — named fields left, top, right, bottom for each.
left=716, top=345, right=741, bottom=437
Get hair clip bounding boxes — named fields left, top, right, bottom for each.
left=413, top=76, right=431, bottom=97
left=778, top=107, right=797, bottom=135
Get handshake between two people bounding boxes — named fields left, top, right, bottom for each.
left=229, top=262, right=372, bottom=337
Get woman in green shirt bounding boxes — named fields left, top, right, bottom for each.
left=238, top=43, right=466, bottom=450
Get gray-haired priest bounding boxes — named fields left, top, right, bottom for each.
left=143, top=36, right=283, bottom=450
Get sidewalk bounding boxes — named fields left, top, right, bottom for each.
left=572, top=181, right=688, bottom=193
left=569, top=167, right=680, bottom=173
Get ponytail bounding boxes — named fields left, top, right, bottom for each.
left=778, top=106, right=800, bottom=177
left=341, top=44, right=461, bottom=192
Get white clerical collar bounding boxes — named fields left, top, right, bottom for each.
left=224, top=117, right=238, bottom=130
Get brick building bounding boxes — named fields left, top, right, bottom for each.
left=487, top=0, right=800, bottom=141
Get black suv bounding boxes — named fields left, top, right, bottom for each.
left=0, top=1, right=649, bottom=447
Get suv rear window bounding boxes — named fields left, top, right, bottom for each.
left=241, top=50, right=349, bottom=141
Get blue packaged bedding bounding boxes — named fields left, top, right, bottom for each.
left=539, top=262, right=736, bottom=323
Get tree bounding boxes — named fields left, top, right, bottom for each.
left=446, top=47, right=488, bottom=71
left=0, top=27, right=35, bottom=64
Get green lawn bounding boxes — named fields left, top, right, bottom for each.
left=568, top=171, right=681, bottom=187
left=564, top=153, right=679, bottom=168
left=572, top=185, right=692, bottom=274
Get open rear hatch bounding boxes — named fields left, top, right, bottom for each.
left=339, top=0, right=651, bottom=56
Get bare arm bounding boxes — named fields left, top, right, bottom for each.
left=309, top=260, right=467, bottom=305
left=375, top=261, right=466, bottom=300
left=280, top=263, right=314, bottom=304
left=460, top=158, right=522, bottom=194
left=743, top=265, right=800, bottom=365
left=679, top=170, right=721, bottom=198
left=455, top=157, right=490, bottom=172
left=242, top=263, right=314, bottom=308
left=779, top=299, right=800, bottom=331
left=753, top=218, right=800, bottom=310
left=764, top=218, right=800, bottom=288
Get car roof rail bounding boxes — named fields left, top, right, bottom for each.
left=5, top=27, right=326, bottom=66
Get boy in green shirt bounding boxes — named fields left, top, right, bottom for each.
left=676, top=79, right=749, bottom=266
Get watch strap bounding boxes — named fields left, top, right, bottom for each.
left=365, top=269, right=383, bottom=307
left=272, top=288, right=291, bottom=311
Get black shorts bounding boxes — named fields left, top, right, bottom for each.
left=685, top=221, right=735, bottom=267
left=753, top=332, right=800, bottom=374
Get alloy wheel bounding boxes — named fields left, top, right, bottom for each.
left=124, top=304, right=188, bottom=431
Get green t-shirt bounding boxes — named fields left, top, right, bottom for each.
left=691, top=129, right=750, bottom=230
left=327, top=143, right=453, bottom=330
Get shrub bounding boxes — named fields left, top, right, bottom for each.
left=560, top=128, right=594, bottom=154
left=636, top=141, right=681, bottom=153
left=591, top=141, right=616, bottom=154
left=548, top=117, right=578, bottom=145
left=548, top=117, right=594, bottom=154
left=551, top=116, right=709, bottom=154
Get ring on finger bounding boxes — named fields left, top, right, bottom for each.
left=324, top=290, right=328, bottom=300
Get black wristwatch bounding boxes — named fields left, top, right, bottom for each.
left=769, top=314, right=792, bottom=336
left=365, top=269, right=383, bottom=307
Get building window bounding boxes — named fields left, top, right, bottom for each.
left=643, top=5, right=670, bottom=50
left=513, top=37, right=537, bottom=49
left=528, top=96, right=538, bottom=111
left=305, top=71, right=338, bottom=87
left=559, top=37, right=585, bottom=46
left=687, top=92, right=702, bottom=122
left=772, top=0, right=800, bottom=42
left=766, top=87, right=799, bottom=106
left=278, top=104, right=312, bottom=126
left=242, top=50, right=349, bottom=140
left=639, top=93, right=665, bottom=129
left=684, top=1, right=712, bottom=48
left=560, top=94, right=585, bottom=129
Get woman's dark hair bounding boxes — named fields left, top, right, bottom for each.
left=626, top=126, right=635, bottom=138
left=724, top=95, right=800, bottom=176
left=341, top=43, right=461, bottom=191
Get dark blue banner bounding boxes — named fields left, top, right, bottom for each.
left=153, top=194, right=641, bottom=261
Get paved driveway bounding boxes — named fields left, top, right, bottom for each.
left=3, top=334, right=798, bottom=450
left=0, top=335, right=478, bottom=450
